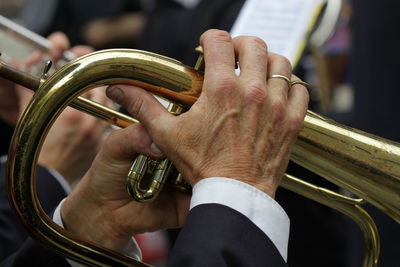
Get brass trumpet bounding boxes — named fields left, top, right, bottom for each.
left=1, top=49, right=400, bottom=267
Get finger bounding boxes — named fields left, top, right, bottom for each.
left=70, top=45, right=95, bottom=58
left=15, top=85, right=34, bottom=108
left=266, top=53, right=292, bottom=98
left=105, top=123, right=164, bottom=162
left=200, top=30, right=236, bottom=89
left=90, top=86, right=112, bottom=107
left=106, top=85, right=173, bottom=141
left=152, top=188, right=191, bottom=228
left=233, top=36, right=268, bottom=83
left=80, top=90, right=92, bottom=99
left=18, top=50, right=43, bottom=67
left=83, top=87, right=111, bottom=125
left=287, top=74, right=309, bottom=133
left=47, top=32, right=70, bottom=61
left=87, top=87, right=113, bottom=128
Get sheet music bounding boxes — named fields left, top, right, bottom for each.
left=230, top=0, right=324, bottom=67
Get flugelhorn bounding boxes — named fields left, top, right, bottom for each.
left=1, top=48, right=400, bottom=267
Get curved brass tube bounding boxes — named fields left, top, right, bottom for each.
left=281, top=174, right=379, bottom=266
left=5, top=49, right=400, bottom=266
left=6, top=49, right=203, bottom=266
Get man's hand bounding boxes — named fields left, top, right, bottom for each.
left=0, top=32, right=93, bottom=126
left=38, top=88, right=112, bottom=185
left=105, top=29, right=309, bottom=198
left=61, top=123, right=190, bottom=251
left=1, top=31, right=106, bottom=185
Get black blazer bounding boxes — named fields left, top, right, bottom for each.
left=1, top=203, right=286, bottom=267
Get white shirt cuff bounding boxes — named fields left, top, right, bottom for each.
left=52, top=199, right=142, bottom=266
left=190, top=177, right=290, bottom=261
left=52, top=177, right=289, bottom=263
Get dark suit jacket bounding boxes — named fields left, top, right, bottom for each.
left=0, top=161, right=67, bottom=261
left=1, top=202, right=286, bottom=267
left=168, top=204, right=287, bottom=267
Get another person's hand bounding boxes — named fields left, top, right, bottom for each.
left=82, top=13, right=145, bottom=49
left=0, top=31, right=103, bottom=185
left=38, top=88, right=112, bottom=185
left=0, top=32, right=93, bottom=126
left=60, top=29, right=308, bottom=253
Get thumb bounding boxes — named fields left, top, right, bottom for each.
left=105, top=85, right=174, bottom=145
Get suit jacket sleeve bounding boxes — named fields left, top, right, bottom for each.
left=167, top=203, right=288, bottom=267
left=0, top=161, right=67, bottom=261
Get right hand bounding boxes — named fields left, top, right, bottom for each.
left=105, top=29, right=310, bottom=198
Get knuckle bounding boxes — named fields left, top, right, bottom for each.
left=274, top=54, right=291, bottom=68
left=288, top=112, right=305, bottom=134
left=236, top=36, right=267, bottom=51
left=245, top=81, right=267, bottom=104
left=270, top=54, right=292, bottom=75
left=127, top=96, right=145, bottom=121
left=107, top=129, right=119, bottom=141
left=270, top=97, right=286, bottom=116
left=299, top=86, right=310, bottom=103
left=125, top=125, right=150, bottom=153
left=249, top=36, right=268, bottom=51
left=209, top=72, right=237, bottom=96
left=62, top=109, right=81, bottom=124
left=201, top=29, right=231, bottom=44
left=80, top=123, right=97, bottom=140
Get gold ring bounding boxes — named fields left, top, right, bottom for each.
left=270, top=74, right=291, bottom=87
left=270, top=74, right=309, bottom=88
left=290, top=80, right=309, bottom=87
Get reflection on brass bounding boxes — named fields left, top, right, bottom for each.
left=2, top=48, right=399, bottom=266
left=127, top=102, right=187, bottom=202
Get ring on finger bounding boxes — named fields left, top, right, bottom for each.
left=270, top=74, right=309, bottom=88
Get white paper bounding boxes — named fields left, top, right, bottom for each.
left=230, top=0, right=324, bottom=67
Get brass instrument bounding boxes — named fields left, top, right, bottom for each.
left=1, top=48, right=400, bottom=267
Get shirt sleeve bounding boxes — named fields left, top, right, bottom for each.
left=52, top=199, right=143, bottom=267
left=52, top=177, right=289, bottom=264
left=189, top=177, right=290, bottom=261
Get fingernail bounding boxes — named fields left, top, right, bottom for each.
left=106, top=86, right=124, bottom=104
left=150, top=142, right=164, bottom=156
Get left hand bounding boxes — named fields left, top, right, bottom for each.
left=61, top=123, right=190, bottom=251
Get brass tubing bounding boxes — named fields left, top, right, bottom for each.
left=281, top=174, right=379, bottom=267
left=293, top=111, right=400, bottom=223
left=5, top=53, right=400, bottom=224
left=0, top=61, right=40, bottom=90
left=6, top=48, right=400, bottom=266
left=0, top=60, right=137, bottom=129
left=70, top=97, right=138, bottom=128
